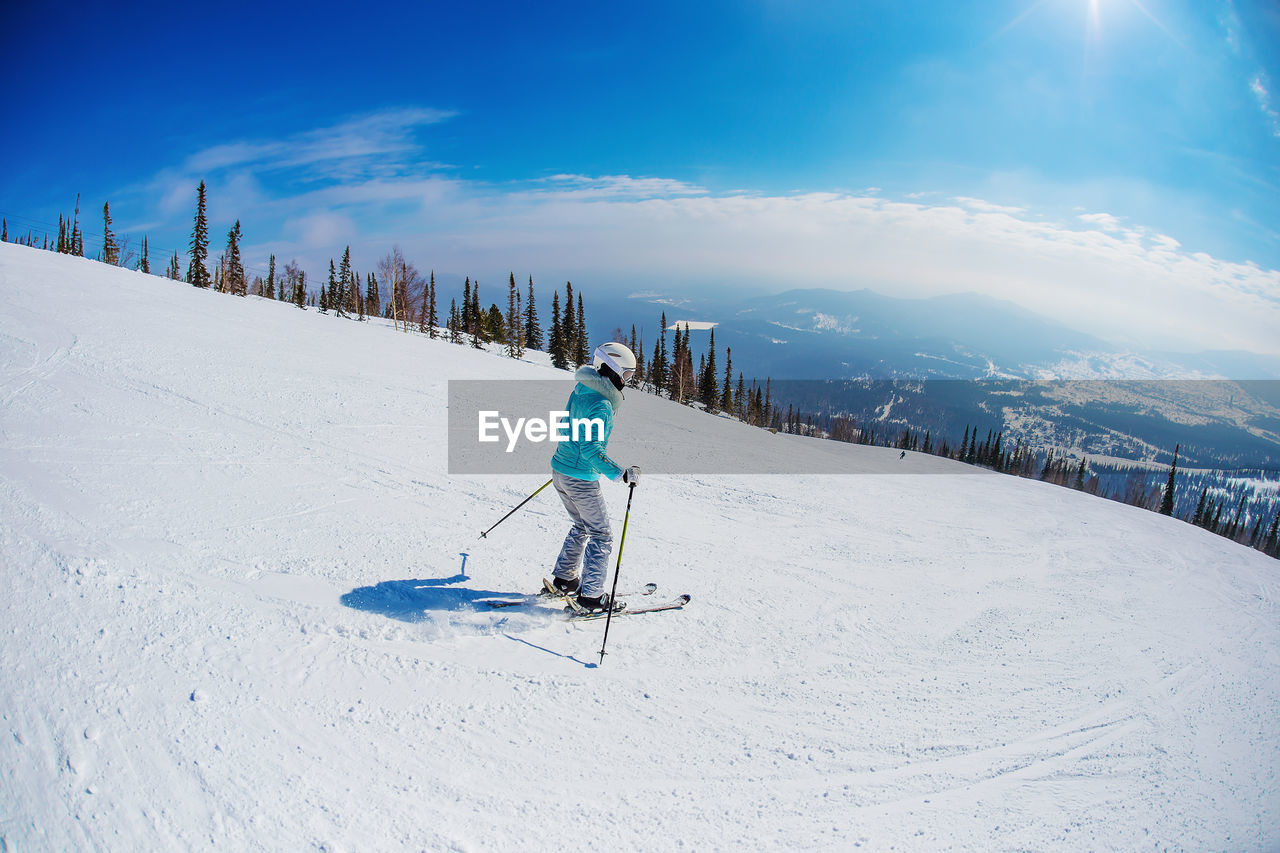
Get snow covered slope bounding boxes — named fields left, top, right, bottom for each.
left=1, top=242, right=1277, bottom=851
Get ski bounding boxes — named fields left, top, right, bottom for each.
left=564, top=594, right=691, bottom=621
left=481, top=581, right=657, bottom=610
left=537, top=578, right=656, bottom=601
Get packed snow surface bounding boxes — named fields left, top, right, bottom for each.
left=1, top=243, right=1278, bottom=851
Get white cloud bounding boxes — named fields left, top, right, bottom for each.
left=1250, top=73, right=1280, bottom=137
left=353, top=182, right=1277, bottom=355
left=183, top=107, right=456, bottom=176
left=535, top=174, right=707, bottom=199
left=952, top=196, right=1026, bottom=215
left=129, top=117, right=1280, bottom=356
left=1077, top=212, right=1122, bottom=231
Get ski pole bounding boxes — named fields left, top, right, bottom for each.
left=479, top=478, right=553, bottom=539
left=598, top=481, right=637, bottom=666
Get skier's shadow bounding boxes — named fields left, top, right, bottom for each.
left=340, top=573, right=517, bottom=623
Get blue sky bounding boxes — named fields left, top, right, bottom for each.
left=2, top=0, right=1279, bottom=353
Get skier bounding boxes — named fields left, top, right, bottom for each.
left=547, top=342, right=641, bottom=613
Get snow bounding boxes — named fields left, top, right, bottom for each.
left=2, top=242, right=1278, bottom=851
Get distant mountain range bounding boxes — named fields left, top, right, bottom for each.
left=593, top=286, right=1280, bottom=381
left=578, top=286, right=1280, bottom=468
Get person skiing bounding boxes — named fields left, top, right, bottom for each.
left=547, top=342, right=641, bottom=613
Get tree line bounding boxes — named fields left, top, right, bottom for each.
left=6, top=185, right=788, bottom=429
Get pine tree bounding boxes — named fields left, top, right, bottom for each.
left=139, top=236, right=150, bottom=274
left=561, top=283, right=576, bottom=363
left=187, top=181, right=211, bottom=288
left=1, top=218, right=6, bottom=242
left=223, top=221, right=245, bottom=296
left=167, top=252, right=181, bottom=281
left=1264, top=509, right=1280, bottom=557
left=516, top=290, right=524, bottom=356
left=102, top=202, right=119, bottom=265
left=575, top=292, right=589, bottom=366
left=1192, top=488, right=1208, bottom=527
left=353, top=267, right=364, bottom=319
left=667, top=324, right=683, bottom=400
left=632, top=328, right=646, bottom=385
left=294, top=270, right=307, bottom=309
left=426, top=271, right=439, bottom=338
left=471, top=282, right=487, bottom=348
left=1224, top=494, right=1242, bottom=540
left=323, top=260, right=338, bottom=313
left=549, top=290, right=567, bottom=369
left=1159, top=444, right=1179, bottom=516
left=366, top=273, right=380, bottom=316
left=668, top=324, right=694, bottom=403
left=657, top=313, right=670, bottom=391
left=524, top=276, right=543, bottom=351
left=721, top=346, right=733, bottom=412
left=462, top=277, right=473, bottom=336
left=486, top=303, right=505, bottom=344
left=627, top=325, right=643, bottom=386
left=265, top=255, right=277, bottom=300
left=702, top=327, right=718, bottom=412
left=506, top=272, right=521, bottom=358
left=650, top=337, right=663, bottom=394
left=453, top=295, right=468, bottom=343
left=71, top=194, right=83, bottom=257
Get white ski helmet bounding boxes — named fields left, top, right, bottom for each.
left=593, top=342, right=637, bottom=384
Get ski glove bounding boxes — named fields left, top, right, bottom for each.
left=621, top=465, right=641, bottom=486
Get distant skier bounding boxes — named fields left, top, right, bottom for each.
left=547, top=342, right=641, bottom=613
left=900, top=450, right=906, bottom=459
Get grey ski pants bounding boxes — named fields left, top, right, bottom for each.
left=551, top=469, right=613, bottom=597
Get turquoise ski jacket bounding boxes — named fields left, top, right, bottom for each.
left=550, top=366, right=624, bottom=482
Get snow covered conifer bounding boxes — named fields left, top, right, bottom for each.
left=702, top=327, right=718, bottom=412
left=366, top=273, right=379, bottom=315
left=506, top=272, right=520, bottom=358
left=224, top=221, right=245, bottom=296
left=448, top=298, right=462, bottom=344
left=1159, top=444, right=1179, bottom=516
left=71, top=193, right=84, bottom=257
left=102, top=202, right=119, bottom=266
left=425, top=271, right=438, bottom=337
left=575, top=292, right=589, bottom=366
left=548, top=290, right=567, bottom=369
left=721, top=346, right=733, bottom=412
left=265, top=255, right=277, bottom=300
left=561, top=283, right=576, bottom=363
left=523, top=276, right=542, bottom=351
left=338, top=248, right=353, bottom=314
left=187, top=182, right=211, bottom=288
